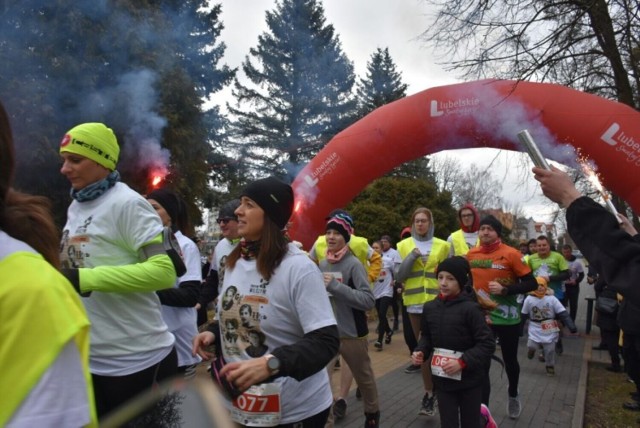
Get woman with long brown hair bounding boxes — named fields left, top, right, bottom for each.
left=0, top=101, right=95, bottom=426
left=193, top=177, right=339, bottom=427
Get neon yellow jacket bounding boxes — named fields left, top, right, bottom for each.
left=0, top=250, right=96, bottom=427
left=397, top=237, right=450, bottom=306
left=313, top=235, right=382, bottom=283
left=450, top=229, right=479, bottom=256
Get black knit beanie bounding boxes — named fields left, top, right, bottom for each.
left=479, top=215, right=503, bottom=236
left=241, top=177, right=293, bottom=230
left=436, top=256, right=471, bottom=288
left=147, top=188, right=180, bottom=226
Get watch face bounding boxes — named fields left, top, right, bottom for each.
left=267, top=357, right=280, bottom=371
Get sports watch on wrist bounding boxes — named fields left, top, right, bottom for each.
left=264, top=354, right=280, bottom=375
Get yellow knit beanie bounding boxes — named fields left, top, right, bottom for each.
left=59, top=123, right=119, bottom=170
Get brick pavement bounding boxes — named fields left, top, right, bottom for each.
left=332, top=284, right=598, bottom=427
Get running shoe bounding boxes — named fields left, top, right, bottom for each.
left=418, top=393, right=436, bottom=416
left=404, top=364, right=421, bottom=374
left=507, top=395, right=521, bottom=419
left=333, top=398, right=347, bottom=419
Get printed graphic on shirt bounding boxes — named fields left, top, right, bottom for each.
left=220, top=279, right=269, bottom=359
left=59, top=228, right=91, bottom=269
left=219, top=254, right=228, bottom=285
left=529, top=303, right=554, bottom=321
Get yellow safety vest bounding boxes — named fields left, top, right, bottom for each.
left=397, top=237, right=450, bottom=306
left=314, top=235, right=381, bottom=283
left=314, top=235, right=370, bottom=266
left=1, top=251, right=96, bottom=427
left=450, top=229, right=479, bottom=256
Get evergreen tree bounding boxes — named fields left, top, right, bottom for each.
left=0, top=0, right=234, bottom=225
left=228, top=0, right=357, bottom=180
left=354, top=46, right=429, bottom=180
left=356, top=47, right=408, bottom=116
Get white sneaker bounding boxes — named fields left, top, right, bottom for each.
left=507, top=395, right=521, bottom=419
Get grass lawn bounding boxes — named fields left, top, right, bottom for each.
left=585, top=361, right=638, bottom=427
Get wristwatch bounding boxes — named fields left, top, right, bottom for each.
left=264, top=354, right=281, bottom=375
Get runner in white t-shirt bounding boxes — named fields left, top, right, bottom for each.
left=193, top=177, right=339, bottom=427
left=58, top=123, right=178, bottom=418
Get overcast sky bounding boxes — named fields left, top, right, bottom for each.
left=214, top=0, right=556, bottom=222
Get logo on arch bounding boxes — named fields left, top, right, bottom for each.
left=601, top=123, right=638, bottom=148
left=429, top=97, right=480, bottom=117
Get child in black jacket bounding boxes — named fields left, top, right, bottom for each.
left=412, top=256, right=496, bottom=427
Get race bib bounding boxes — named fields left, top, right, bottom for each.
left=430, top=348, right=463, bottom=381
left=541, top=319, right=560, bottom=333
left=229, top=383, right=281, bottom=427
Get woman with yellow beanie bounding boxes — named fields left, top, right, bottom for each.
left=58, top=122, right=179, bottom=418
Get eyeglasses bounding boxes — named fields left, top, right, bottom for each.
left=461, top=214, right=474, bottom=218
left=216, top=218, right=234, bottom=225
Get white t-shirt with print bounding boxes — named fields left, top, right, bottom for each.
left=522, top=294, right=566, bottom=343
left=60, top=182, right=174, bottom=375
left=210, top=237, right=239, bottom=293
left=218, top=244, right=335, bottom=425
left=373, top=253, right=394, bottom=299
left=161, top=231, right=202, bottom=367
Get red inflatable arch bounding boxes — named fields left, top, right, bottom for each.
left=288, top=79, right=640, bottom=249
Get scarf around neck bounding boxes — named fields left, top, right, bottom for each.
left=240, top=238, right=260, bottom=260
left=71, top=170, right=120, bottom=202
left=326, top=245, right=349, bottom=264
left=480, top=238, right=502, bottom=254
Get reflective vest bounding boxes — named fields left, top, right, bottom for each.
left=314, top=235, right=370, bottom=267
left=450, top=229, right=479, bottom=256
left=314, top=235, right=381, bottom=283
left=397, top=237, right=450, bottom=306
left=0, top=246, right=96, bottom=427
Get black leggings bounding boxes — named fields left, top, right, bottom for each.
left=482, top=324, right=520, bottom=403
left=92, top=347, right=178, bottom=418
left=402, top=304, right=417, bottom=354
left=375, top=296, right=393, bottom=342
left=437, top=385, right=482, bottom=428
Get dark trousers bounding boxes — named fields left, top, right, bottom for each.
left=92, top=347, right=178, bottom=418
left=624, top=333, right=640, bottom=392
left=602, top=327, right=621, bottom=367
left=402, top=304, right=417, bottom=354
left=375, top=296, right=393, bottom=342
left=482, top=324, right=520, bottom=404
left=565, top=285, right=580, bottom=322
left=437, top=385, right=482, bottom=428
left=390, top=288, right=400, bottom=325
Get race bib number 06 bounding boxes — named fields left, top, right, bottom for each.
left=431, top=348, right=463, bottom=381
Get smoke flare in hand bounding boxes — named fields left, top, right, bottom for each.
left=578, top=154, right=620, bottom=221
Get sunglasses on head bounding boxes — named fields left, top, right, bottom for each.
left=216, top=217, right=235, bottom=224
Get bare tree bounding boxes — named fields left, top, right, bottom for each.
left=421, top=0, right=639, bottom=222
left=421, top=0, right=639, bottom=109
left=428, top=155, right=464, bottom=194
left=429, top=156, right=504, bottom=210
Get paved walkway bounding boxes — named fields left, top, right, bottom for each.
left=332, top=284, right=599, bottom=427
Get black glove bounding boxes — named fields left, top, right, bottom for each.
left=61, top=268, right=92, bottom=297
